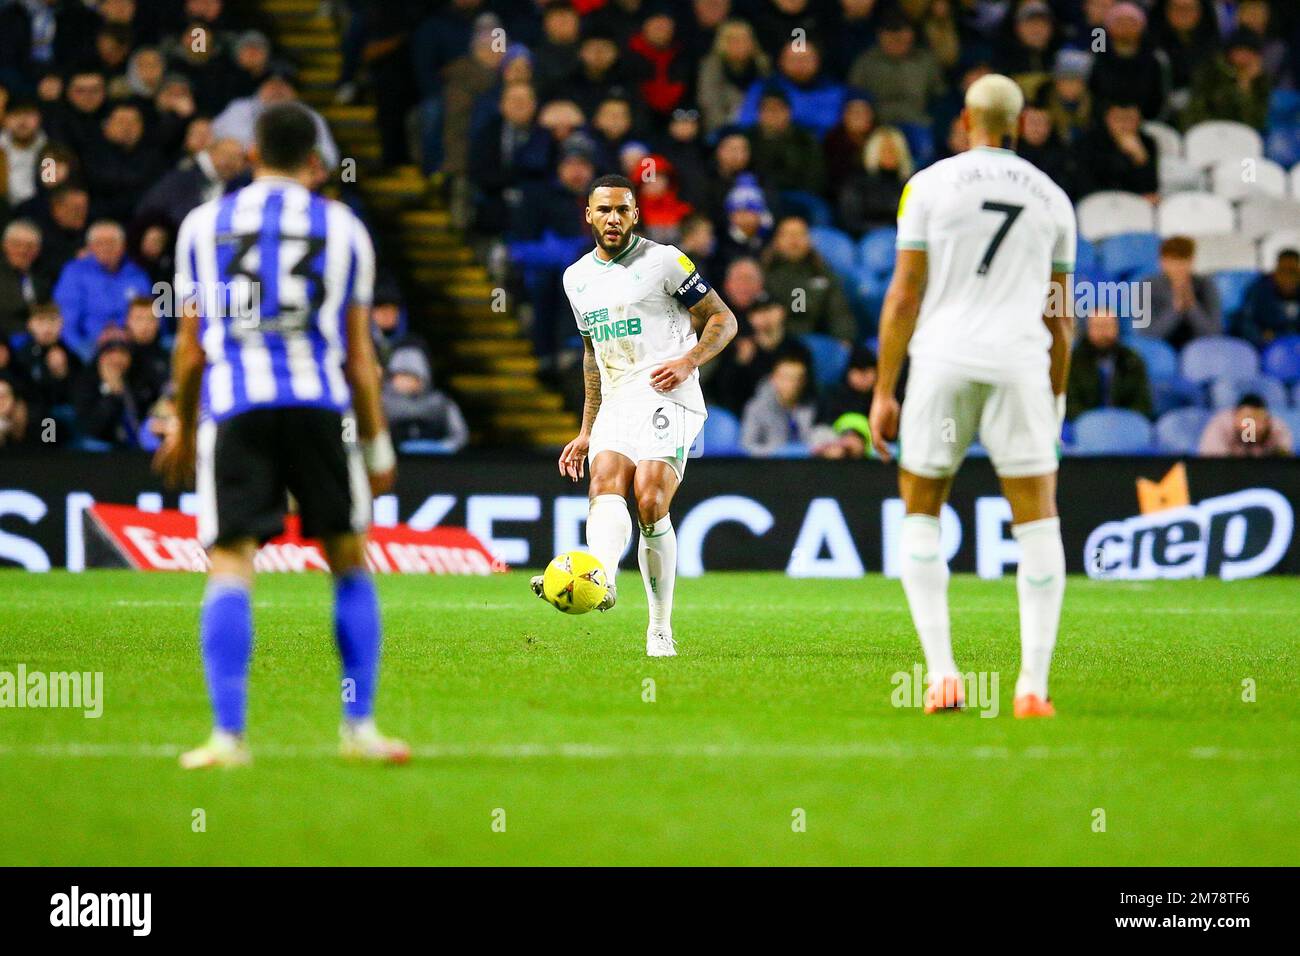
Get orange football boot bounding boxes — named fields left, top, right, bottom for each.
left=1013, top=694, right=1056, bottom=718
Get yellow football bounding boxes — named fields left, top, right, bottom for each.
left=541, top=551, right=609, bottom=615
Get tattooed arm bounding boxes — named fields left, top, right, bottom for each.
left=649, top=288, right=738, bottom=392
left=559, top=334, right=600, bottom=481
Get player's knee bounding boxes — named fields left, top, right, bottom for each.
left=324, top=533, right=367, bottom=576
left=635, top=488, right=667, bottom=527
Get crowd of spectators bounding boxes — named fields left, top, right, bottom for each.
left=0, top=0, right=466, bottom=452
left=342, top=0, right=1300, bottom=456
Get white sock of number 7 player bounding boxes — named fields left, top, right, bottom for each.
left=586, top=494, right=632, bottom=588
left=638, top=516, right=676, bottom=631
left=1012, top=517, right=1065, bottom=700
left=899, top=514, right=957, bottom=681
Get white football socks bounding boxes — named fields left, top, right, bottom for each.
left=1012, top=516, right=1066, bottom=700
left=638, top=515, right=676, bottom=631
left=586, top=493, right=632, bottom=588
left=899, top=513, right=957, bottom=681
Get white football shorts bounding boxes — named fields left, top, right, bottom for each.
left=588, top=390, right=706, bottom=480
left=898, top=363, right=1059, bottom=479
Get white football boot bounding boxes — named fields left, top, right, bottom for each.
left=530, top=575, right=546, bottom=599
left=339, top=718, right=411, bottom=764
left=179, top=729, right=251, bottom=769
left=595, top=583, right=617, bottom=611
left=646, top=628, right=677, bottom=657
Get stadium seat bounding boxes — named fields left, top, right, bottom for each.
left=1143, top=121, right=1182, bottom=159
left=1259, top=229, right=1300, bottom=269
left=1127, top=335, right=1179, bottom=382
left=1077, top=191, right=1155, bottom=241
left=1265, top=124, right=1300, bottom=168
left=1099, top=232, right=1160, bottom=280
left=1151, top=378, right=1207, bottom=416
left=858, top=227, right=897, bottom=277
left=1212, top=269, right=1258, bottom=320
left=1278, top=407, right=1300, bottom=443
left=801, top=333, right=850, bottom=388
left=1157, top=192, right=1234, bottom=237
left=1075, top=236, right=1099, bottom=275
left=1072, top=408, right=1154, bottom=454
left=1209, top=157, right=1288, bottom=200
left=699, top=406, right=742, bottom=456
left=1292, top=163, right=1300, bottom=202
left=1209, top=375, right=1289, bottom=410
left=898, top=122, right=936, bottom=169
left=1180, top=335, right=1260, bottom=383
left=1262, top=335, right=1300, bottom=384
left=1193, top=235, right=1259, bottom=273
left=1236, top=196, right=1300, bottom=240
left=1154, top=407, right=1212, bottom=454
left=809, top=226, right=857, bottom=281
left=779, top=189, right=833, bottom=228
left=398, top=439, right=455, bottom=455
left=1269, top=89, right=1300, bottom=128
left=1184, top=121, right=1263, bottom=169
left=1158, top=156, right=1207, bottom=195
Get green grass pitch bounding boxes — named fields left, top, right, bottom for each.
left=0, top=570, right=1296, bottom=866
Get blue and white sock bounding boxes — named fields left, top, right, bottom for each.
left=335, top=570, right=381, bottom=723
left=200, top=575, right=254, bottom=734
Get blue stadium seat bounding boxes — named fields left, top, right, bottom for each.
left=1128, top=335, right=1179, bottom=382
left=801, top=333, right=850, bottom=388
left=398, top=439, right=455, bottom=455
left=1151, top=378, right=1207, bottom=416
left=1262, top=335, right=1300, bottom=384
left=809, top=226, right=857, bottom=281
left=898, top=122, right=936, bottom=169
left=1075, top=236, right=1099, bottom=275
left=1269, top=89, right=1300, bottom=128
left=1180, top=336, right=1260, bottom=384
left=1213, top=270, right=1259, bottom=322
left=1265, top=123, right=1300, bottom=168
left=1072, top=408, right=1155, bottom=454
left=771, top=442, right=813, bottom=459
left=858, top=227, right=897, bottom=277
left=1209, top=375, right=1290, bottom=410
left=1277, top=408, right=1300, bottom=443
left=1154, top=407, right=1212, bottom=454
left=699, top=406, right=742, bottom=457
left=779, top=190, right=833, bottom=228
left=1099, top=232, right=1160, bottom=280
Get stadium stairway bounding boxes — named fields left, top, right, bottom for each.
left=255, top=0, right=580, bottom=448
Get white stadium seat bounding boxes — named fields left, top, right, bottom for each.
left=1158, top=156, right=1206, bottom=195
left=1143, top=121, right=1183, bottom=159
left=1157, top=192, right=1235, bottom=236
left=1077, top=191, right=1156, bottom=241
left=1192, top=234, right=1259, bottom=273
left=1209, top=157, right=1288, bottom=200
left=1236, top=196, right=1300, bottom=240
left=1292, top=163, right=1300, bottom=201
left=1184, top=121, right=1264, bottom=169
left=1259, top=229, right=1300, bottom=269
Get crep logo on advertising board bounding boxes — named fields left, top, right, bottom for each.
left=1085, top=464, right=1295, bottom=581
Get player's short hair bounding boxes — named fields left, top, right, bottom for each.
left=965, top=74, right=1024, bottom=131
left=587, top=173, right=637, bottom=199
left=255, top=103, right=318, bottom=172
left=1238, top=392, right=1268, bottom=410
left=1160, top=236, right=1195, bottom=260
left=1277, top=248, right=1300, bottom=264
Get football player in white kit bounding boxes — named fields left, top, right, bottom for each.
left=531, top=175, right=737, bottom=656
left=868, top=75, right=1077, bottom=718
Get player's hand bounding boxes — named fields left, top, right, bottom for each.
left=558, top=431, right=590, bottom=481
left=369, top=468, right=395, bottom=496
left=868, top=394, right=900, bottom=464
left=152, top=426, right=196, bottom=489
left=649, top=356, right=696, bottom=392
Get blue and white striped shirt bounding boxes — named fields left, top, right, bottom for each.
left=174, top=176, right=375, bottom=423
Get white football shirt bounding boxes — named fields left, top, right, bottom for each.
left=562, top=235, right=709, bottom=413
left=896, top=146, right=1076, bottom=384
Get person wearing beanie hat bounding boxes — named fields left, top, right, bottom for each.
left=1042, top=49, right=1094, bottom=143
left=1088, top=0, right=1166, bottom=119
left=1181, top=25, right=1272, bottom=130
left=381, top=344, right=469, bottom=452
